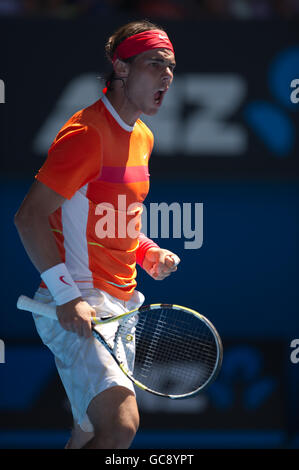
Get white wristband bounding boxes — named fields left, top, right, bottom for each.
left=41, top=263, right=81, bottom=306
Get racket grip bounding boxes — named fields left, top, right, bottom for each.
left=17, top=295, right=57, bottom=319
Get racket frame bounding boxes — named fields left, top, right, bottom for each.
left=17, top=295, right=223, bottom=399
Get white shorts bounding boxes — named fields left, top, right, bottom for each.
left=32, top=287, right=145, bottom=432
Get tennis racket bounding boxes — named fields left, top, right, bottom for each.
left=17, top=295, right=223, bottom=399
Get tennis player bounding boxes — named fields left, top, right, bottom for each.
left=14, top=20, right=178, bottom=449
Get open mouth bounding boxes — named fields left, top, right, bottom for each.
left=154, top=89, right=165, bottom=105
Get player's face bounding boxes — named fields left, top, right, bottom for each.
left=124, top=48, right=176, bottom=116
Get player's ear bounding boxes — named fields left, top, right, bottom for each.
left=113, top=59, right=130, bottom=78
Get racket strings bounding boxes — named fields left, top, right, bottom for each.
left=130, top=307, right=218, bottom=396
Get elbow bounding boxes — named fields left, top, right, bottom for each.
left=14, top=208, right=23, bottom=230
left=14, top=207, right=27, bottom=233
left=14, top=204, right=49, bottom=235
left=14, top=206, right=36, bottom=233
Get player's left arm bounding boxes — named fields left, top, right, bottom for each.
left=137, top=131, right=180, bottom=280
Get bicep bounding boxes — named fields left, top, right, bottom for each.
left=16, top=180, right=67, bottom=219
left=14, top=180, right=66, bottom=273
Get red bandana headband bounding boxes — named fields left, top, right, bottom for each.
left=112, top=29, right=174, bottom=63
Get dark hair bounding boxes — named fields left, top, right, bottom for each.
left=104, top=20, right=165, bottom=91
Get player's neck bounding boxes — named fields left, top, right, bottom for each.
left=105, top=89, right=141, bottom=127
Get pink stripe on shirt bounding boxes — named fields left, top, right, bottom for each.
left=98, top=166, right=150, bottom=183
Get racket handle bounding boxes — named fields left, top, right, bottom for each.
left=17, top=295, right=57, bottom=319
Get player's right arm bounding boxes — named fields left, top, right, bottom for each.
left=15, top=122, right=102, bottom=337
left=14, top=180, right=95, bottom=338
